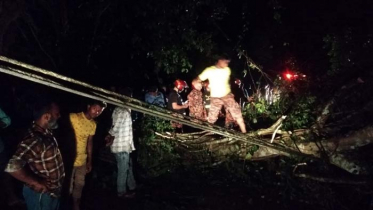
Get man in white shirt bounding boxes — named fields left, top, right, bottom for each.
left=106, top=87, right=136, bottom=198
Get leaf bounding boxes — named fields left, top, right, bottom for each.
left=245, top=153, right=252, bottom=160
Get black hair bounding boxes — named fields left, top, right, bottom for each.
left=214, top=53, right=231, bottom=63
left=88, top=100, right=107, bottom=108
left=33, top=101, right=55, bottom=120
left=148, top=86, right=158, bottom=92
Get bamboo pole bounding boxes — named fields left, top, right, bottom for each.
left=0, top=58, right=314, bottom=159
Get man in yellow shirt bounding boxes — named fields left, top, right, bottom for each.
left=198, top=54, right=247, bottom=133
left=69, top=101, right=106, bottom=210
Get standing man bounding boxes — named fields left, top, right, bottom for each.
left=105, top=87, right=137, bottom=198
left=198, top=54, right=247, bottom=133
left=5, top=102, right=65, bottom=210
left=69, top=101, right=106, bottom=210
left=167, top=79, right=189, bottom=130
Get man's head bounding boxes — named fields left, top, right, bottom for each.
left=215, top=54, right=231, bottom=68
left=174, top=79, right=188, bottom=92
left=192, top=79, right=203, bottom=91
left=148, top=86, right=158, bottom=95
left=33, top=102, right=61, bottom=129
left=86, top=101, right=107, bottom=119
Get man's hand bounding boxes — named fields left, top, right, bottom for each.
left=86, top=162, right=92, bottom=174
left=9, top=168, right=48, bottom=193
left=105, top=135, right=115, bottom=147
left=30, top=179, right=48, bottom=193
left=247, top=96, right=255, bottom=103
left=182, top=101, right=189, bottom=108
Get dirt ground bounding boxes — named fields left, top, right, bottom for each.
left=1, top=159, right=372, bottom=210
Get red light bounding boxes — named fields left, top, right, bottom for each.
left=285, top=73, right=293, bottom=80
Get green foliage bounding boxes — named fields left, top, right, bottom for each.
left=242, top=77, right=316, bottom=131
left=137, top=116, right=181, bottom=177
left=282, top=95, right=316, bottom=130
left=129, top=0, right=222, bottom=74
left=242, top=98, right=273, bottom=125
left=245, top=145, right=259, bottom=160
left=140, top=115, right=174, bottom=137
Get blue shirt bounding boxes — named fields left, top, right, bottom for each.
left=145, top=92, right=166, bottom=107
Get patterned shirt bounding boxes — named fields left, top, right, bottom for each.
left=187, top=89, right=207, bottom=120
left=5, top=123, right=65, bottom=197
left=108, top=107, right=135, bottom=153
left=69, top=112, right=97, bottom=166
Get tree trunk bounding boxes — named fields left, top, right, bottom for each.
left=156, top=126, right=373, bottom=175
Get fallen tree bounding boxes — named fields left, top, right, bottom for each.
left=1, top=55, right=373, bottom=179
left=147, top=77, right=373, bottom=176
left=153, top=124, right=373, bottom=175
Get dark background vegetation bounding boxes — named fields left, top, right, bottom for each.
left=1, top=0, right=373, bottom=209
left=1, top=0, right=372, bottom=88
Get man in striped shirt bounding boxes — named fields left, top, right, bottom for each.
left=106, top=87, right=136, bottom=198
left=5, top=102, right=65, bottom=210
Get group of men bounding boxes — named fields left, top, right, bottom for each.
left=1, top=91, right=137, bottom=210
left=142, top=54, right=249, bottom=134
left=1, top=53, right=247, bottom=210
left=167, top=54, right=247, bottom=133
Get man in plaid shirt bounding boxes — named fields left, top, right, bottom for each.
left=5, top=102, right=65, bottom=210
left=106, top=87, right=136, bottom=198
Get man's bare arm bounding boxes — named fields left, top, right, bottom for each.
left=172, top=102, right=188, bottom=110
left=8, top=168, right=47, bottom=193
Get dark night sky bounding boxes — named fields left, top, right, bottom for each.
left=0, top=0, right=372, bottom=90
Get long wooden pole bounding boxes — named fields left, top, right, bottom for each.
left=0, top=57, right=314, bottom=158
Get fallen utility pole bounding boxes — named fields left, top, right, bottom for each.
left=0, top=55, right=313, bottom=159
